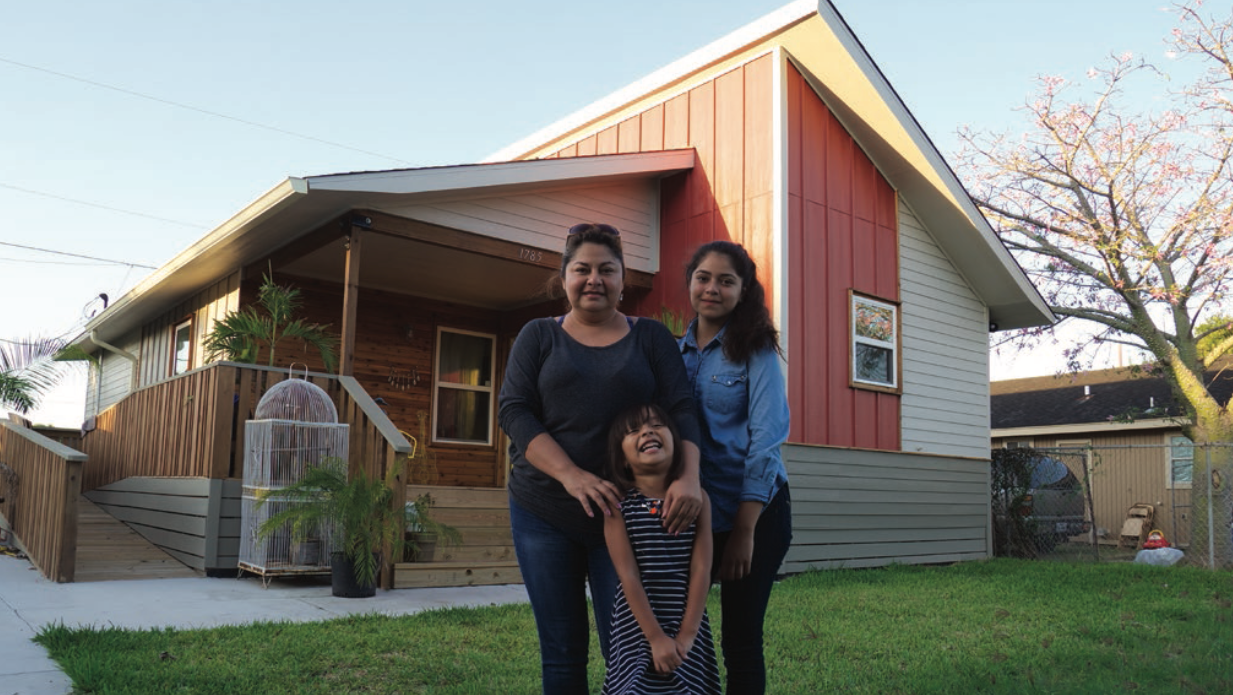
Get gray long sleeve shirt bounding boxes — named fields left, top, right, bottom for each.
left=499, top=317, right=701, bottom=541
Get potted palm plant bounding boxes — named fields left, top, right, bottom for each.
left=256, top=456, right=404, bottom=598
left=203, top=272, right=339, bottom=372
left=404, top=493, right=462, bottom=562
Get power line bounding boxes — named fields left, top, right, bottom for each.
left=0, top=256, right=113, bottom=266
left=0, top=55, right=414, bottom=166
left=0, top=182, right=208, bottom=228
left=0, top=241, right=157, bottom=269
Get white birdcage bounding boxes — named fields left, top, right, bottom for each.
left=238, top=373, right=348, bottom=583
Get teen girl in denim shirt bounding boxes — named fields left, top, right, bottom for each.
left=679, top=241, right=791, bottom=695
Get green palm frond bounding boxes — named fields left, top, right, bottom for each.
left=203, top=308, right=271, bottom=365
left=280, top=319, right=339, bottom=373
left=256, top=457, right=406, bottom=588
left=203, top=274, right=338, bottom=372
left=0, top=335, right=71, bottom=414
left=0, top=373, right=36, bottom=413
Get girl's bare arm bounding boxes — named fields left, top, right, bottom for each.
left=675, top=497, right=713, bottom=655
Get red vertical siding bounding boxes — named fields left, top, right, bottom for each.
left=786, top=62, right=900, bottom=450
left=541, top=56, right=903, bottom=452
left=546, top=55, right=777, bottom=321
left=642, top=104, right=665, bottom=151
left=618, top=117, right=641, bottom=154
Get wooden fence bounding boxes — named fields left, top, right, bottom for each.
left=0, top=420, right=87, bottom=582
left=76, top=362, right=411, bottom=587
left=78, top=363, right=410, bottom=490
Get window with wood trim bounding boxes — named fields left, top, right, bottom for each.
left=432, top=328, right=495, bottom=446
left=849, top=290, right=901, bottom=393
left=1167, top=435, right=1193, bottom=489
left=171, top=318, right=193, bottom=376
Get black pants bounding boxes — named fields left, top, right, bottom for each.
left=711, top=484, right=792, bottom=695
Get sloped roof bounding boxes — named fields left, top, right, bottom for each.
left=991, top=365, right=1233, bottom=430
left=69, top=151, right=695, bottom=351
left=488, top=0, right=1054, bottom=331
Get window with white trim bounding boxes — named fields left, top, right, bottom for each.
left=171, top=318, right=193, bottom=376
left=1004, top=440, right=1034, bottom=449
left=1167, top=435, right=1193, bottom=488
left=432, top=328, right=496, bottom=445
left=849, top=290, right=901, bottom=393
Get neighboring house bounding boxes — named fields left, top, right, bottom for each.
left=47, top=0, right=1050, bottom=585
left=991, top=366, right=1233, bottom=548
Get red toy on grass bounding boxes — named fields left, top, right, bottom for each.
left=1142, top=529, right=1170, bottom=549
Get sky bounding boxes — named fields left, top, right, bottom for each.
left=0, top=0, right=1192, bottom=426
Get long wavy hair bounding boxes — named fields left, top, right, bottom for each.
left=685, top=240, right=782, bottom=364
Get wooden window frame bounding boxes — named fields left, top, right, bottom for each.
left=170, top=316, right=194, bottom=376
left=1166, top=433, right=1193, bottom=490
left=848, top=290, right=902, bottom=394
left=431, top=327, right=496, bottom=447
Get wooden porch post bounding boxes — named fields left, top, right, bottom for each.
left=340, top=226, right=362, bottom=377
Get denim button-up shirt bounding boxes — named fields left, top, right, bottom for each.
left=680, top=319, right=790, bottom=533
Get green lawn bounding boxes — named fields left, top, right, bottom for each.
left=36, top=559, right=1232, bottom=694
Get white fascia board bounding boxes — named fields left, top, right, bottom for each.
left=308, top=150, right=696, bottom=195
left=809, top=2, right=1053, bottom=330
left=69, top=178, right=309, bottom=350
left=484, top=1, right=817, bottom=163
left=991, top=418, right=1185, bottom=439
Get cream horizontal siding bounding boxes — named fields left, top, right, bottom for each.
left=84, top=476, right=241, bottom=572
left=138, top=272, right=241, bottom=387
left=94, top=331, right=142, bottom=414
left=899, top=200, right=990, bottom=458
left=373, top=180, right=659, bottom=272
left=784, top=444, right=991, bottom=571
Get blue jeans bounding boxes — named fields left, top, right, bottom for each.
left=712, top=484, right=792, bottom=695
left=510, top=495, right=618, bottom=695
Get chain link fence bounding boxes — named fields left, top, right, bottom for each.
left=990, top=444, right=1233, bottom=568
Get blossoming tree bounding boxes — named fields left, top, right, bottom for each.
left=959, top=1, right=1233, bottom=566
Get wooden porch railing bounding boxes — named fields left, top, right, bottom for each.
left=76, top=361, right=412, bottom=587
left=0, top=420, right=87, bottom=582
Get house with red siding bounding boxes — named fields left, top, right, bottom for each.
left=43, top=0, right=1050, bottom=585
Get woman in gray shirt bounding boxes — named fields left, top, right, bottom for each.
left=499, top=223, right=702, bottom=694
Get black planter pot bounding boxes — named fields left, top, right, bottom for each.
left=330, top=551, right=378, bottom=598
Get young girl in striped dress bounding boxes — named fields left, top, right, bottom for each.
left=602, top=403, right=720, bottom=695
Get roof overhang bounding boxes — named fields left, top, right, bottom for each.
left=487, top=0, right=1054, bottom=331
left=992, top=418, right=1185, bottom=439
left=70, top=150, right=696, bottom=352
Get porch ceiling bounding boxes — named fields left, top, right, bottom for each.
left=283, top=233, right=556, bottom=310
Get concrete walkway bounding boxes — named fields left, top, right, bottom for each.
left=0, top=553, right=529, bottom=695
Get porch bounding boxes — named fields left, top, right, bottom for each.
left=2, top=361, right=518, bottom=588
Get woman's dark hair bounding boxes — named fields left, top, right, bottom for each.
left=546, top=223, right=626, bottom=306
left=685, top=240, right=782, bottom=363
left=560, top=223, right=625, bottom=277
left=604, top=403, right=684, bottom=492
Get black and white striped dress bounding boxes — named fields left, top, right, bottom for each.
left=603, top=489, right=720, bottom=695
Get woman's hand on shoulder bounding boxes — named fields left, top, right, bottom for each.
left=662, top=472, right=703, bottom=535
left=561, top=467, right=623, bottom=518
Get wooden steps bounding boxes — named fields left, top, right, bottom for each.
left=74, top=497, right=200, bottom=582
left=395, top=485, right=522, bottom=589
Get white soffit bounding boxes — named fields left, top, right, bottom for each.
left=71, top=152, right=695, bottom=349
left=309, top=150, right=696, bottom=196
